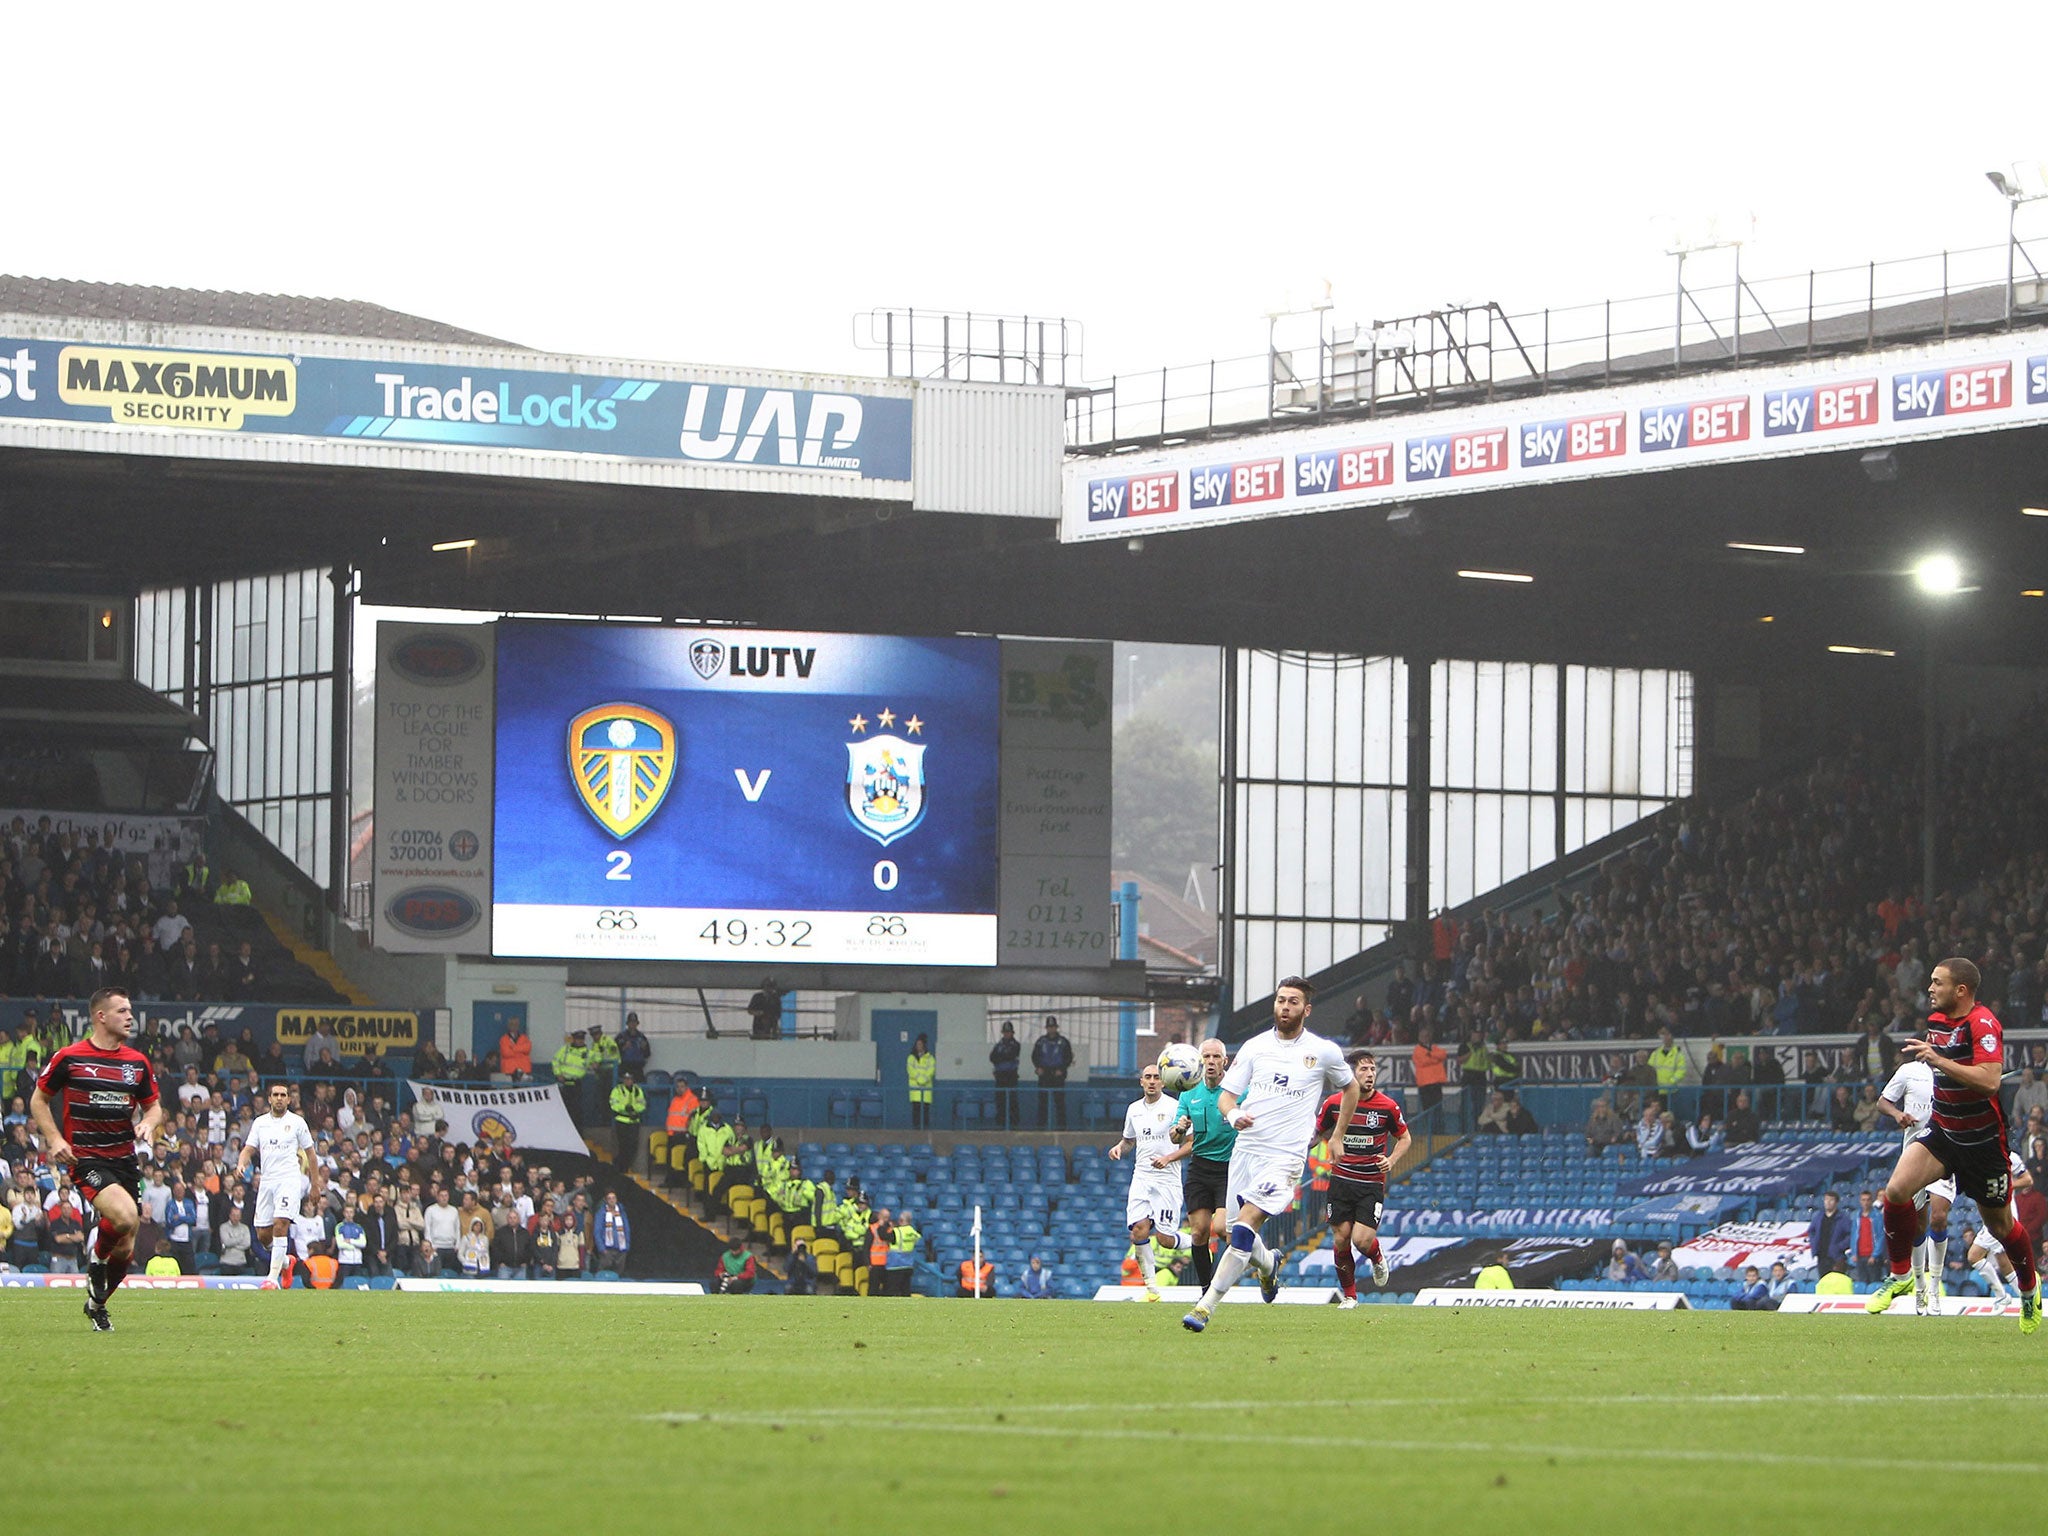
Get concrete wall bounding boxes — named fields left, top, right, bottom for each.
left=652, top=1038, right=876, bottom=1081
left=447, top=959, right=568, bottom=1060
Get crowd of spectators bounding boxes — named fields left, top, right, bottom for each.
left=0, top=1021, right=633, bottom=1282
left=0, top=813, right=292, bottom=1003
left=1339, top=715, right=2048, bottom=1052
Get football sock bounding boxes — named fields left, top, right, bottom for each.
left=1189, top=1240, right=1214, bottom=1289
left=1249, top=1234, right=1274, bottom=1274
left=1929, top=1227, right=1949, bottom=1285
left=1882, top=1196, right=1918, bottom=1273
left=1912, top=1237, right=1929, bottom=1284
left=1152, top=1228, right=1182, bottom=1251
left=1362, top=1236, right=1382, bottom=1264
left=1203, top=1247, right=1249, bottom=1309
left=105, top=1254, right=129, bottom=1294
left=1333, top=1242, right=1357, bottom=1300
left=1997, top=1224, right=2038, bottom=1292
left=1137, top=1244, right=1156, bottom=1286
left=268, top=1237, right=288, bottom=1283
left=1976, top=1255, right=2011, bottom=1297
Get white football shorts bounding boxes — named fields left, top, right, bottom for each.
left=1225, top=1151, right=1306, bottom=1218
left=1126, top=1176, right=1184, bottom=1232
left=254, top=1175, right=305, bottom=1227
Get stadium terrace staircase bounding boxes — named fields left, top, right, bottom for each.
left=254, top=902, right=375, bottom=1007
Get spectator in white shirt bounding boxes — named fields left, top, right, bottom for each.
left=152, top=900, right=192, bottom=952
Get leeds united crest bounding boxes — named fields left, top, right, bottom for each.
left=569, top=703, right=676, bottom=838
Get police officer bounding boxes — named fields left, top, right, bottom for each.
left=906, top=1034, right=936, bottom=1131
left=887, top=1209, right=921, bottom=1296
left=551, top=1030, right=590, bottom=1125
left=609, top=1069, right=646, bottom=1173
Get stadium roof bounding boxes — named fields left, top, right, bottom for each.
left=2, top=276, right=2046, bottom=683
left=0, top=276, right=518, bottom=348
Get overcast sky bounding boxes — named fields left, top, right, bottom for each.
left=8, top=5, right=2045, bottom=387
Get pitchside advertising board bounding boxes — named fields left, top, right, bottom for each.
left=373, top=621, right=1114, bottom=968
left=1062, top=333, right=2048, bottom=541
left=0, top=335, right=912, bottom=484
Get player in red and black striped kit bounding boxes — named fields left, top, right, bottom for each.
left=1867, top=957, right=2041, bottom=1331
left=29, top=989, right=161, bottom=1332
left=1314, top=1050, right=1411, bottom=1310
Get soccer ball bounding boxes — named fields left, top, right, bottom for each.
left=1156, top=1043, right=1201, bottom=1093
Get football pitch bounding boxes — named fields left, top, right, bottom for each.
left=8, top=1292, right=2040, bottom=1534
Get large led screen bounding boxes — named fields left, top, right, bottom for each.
left=491, top=623, right=1000, bottom=965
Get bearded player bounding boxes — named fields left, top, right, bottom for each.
left=1316, top=1050, right=1411, bottom=1309
left=1867, top=958, right=2040, bottom=1331
left=30, top=988, right=162, bottom=1332
left=237, top=1080, right=314, bottom=1288
left=1183, top=977, right=1356, bottom=1333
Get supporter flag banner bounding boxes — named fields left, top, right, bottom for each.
left=1619, top=1140, right=1889, bottom=1200
left=1299, top=1235, right=1609, bottom=1291
left=0, top=809, right=205, bottom=863
left=404, top=1081, right=582, bottom=1151
left=373, top=621, right=495, bottom=956
left=1614, top=1192, right=1748, bottom=1224
left=1361, top=1032, right=2048, bottom=1088
left=1062, top=333, right=2048, bottom=542
left=1379, top=1205, right=1613, bottom=1236
left=274, top=1008, right=419, bottom=1056
left=1672, top=1221, right=1815, bottom=1275
left=0, top=335, right=914, bottom=483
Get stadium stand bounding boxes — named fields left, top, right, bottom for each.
left=1341, top=713, right=2048, bottom=1051
left=1, top=1046, right=709, bottom=1284
left=2, top=810, right=347, bottom=1006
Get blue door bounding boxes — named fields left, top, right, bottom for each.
left=872, top=1009, right=937, bottom=1128
left=472, top=1001, right=528, bottom=1067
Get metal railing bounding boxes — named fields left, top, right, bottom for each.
left=1066, top=235, right=2048, bottom=453
left=856, top=308, right=1084, bottom=388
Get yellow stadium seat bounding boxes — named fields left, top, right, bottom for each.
left=854, top=1268, right=869, bottom=1296
left=768, top=1214, right=787, bottom=1247
left=744, top=1197, right=767, bottom=1229
left=790, top=1224, right=814, bottom=1247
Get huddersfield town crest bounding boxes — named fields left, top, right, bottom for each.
left=846, top=734, right=927, bottom=846
left=568, top=703, right=677, bottom=838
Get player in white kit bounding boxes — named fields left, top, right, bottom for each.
left=1877, top=1053, right=1948, bottom=1313
left=1109, top=1062, right=1188, bottom=1300
left=1183, top=976, right=1356, bottom=1333
left=235, top=1081, right=313, bottom=1288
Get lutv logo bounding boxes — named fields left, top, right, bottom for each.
left=691, top=643, right=819, bottom=680
left=680, top=385, right=868, bottom=470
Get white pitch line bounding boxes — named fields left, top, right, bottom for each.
left=653, top=1389, right=2048, bottom=1419
left=642, top=1411, right=2044, bottom=1476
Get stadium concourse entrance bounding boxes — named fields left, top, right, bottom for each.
left=6, top=280, right=2048, bottom=1063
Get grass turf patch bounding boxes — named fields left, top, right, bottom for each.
left=6, top=1292, right=2040, bottom=1535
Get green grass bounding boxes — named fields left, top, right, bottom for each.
left=7, top=1291, right=2042, bottom=1535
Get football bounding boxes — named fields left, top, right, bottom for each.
left=1156, top=1043, right=1201, bottom=1092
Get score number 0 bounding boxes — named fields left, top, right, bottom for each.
left=606, top=850, right=897, bottom=891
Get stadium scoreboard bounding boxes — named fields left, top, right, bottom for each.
left=371, top=620, right=1113, bottom=975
